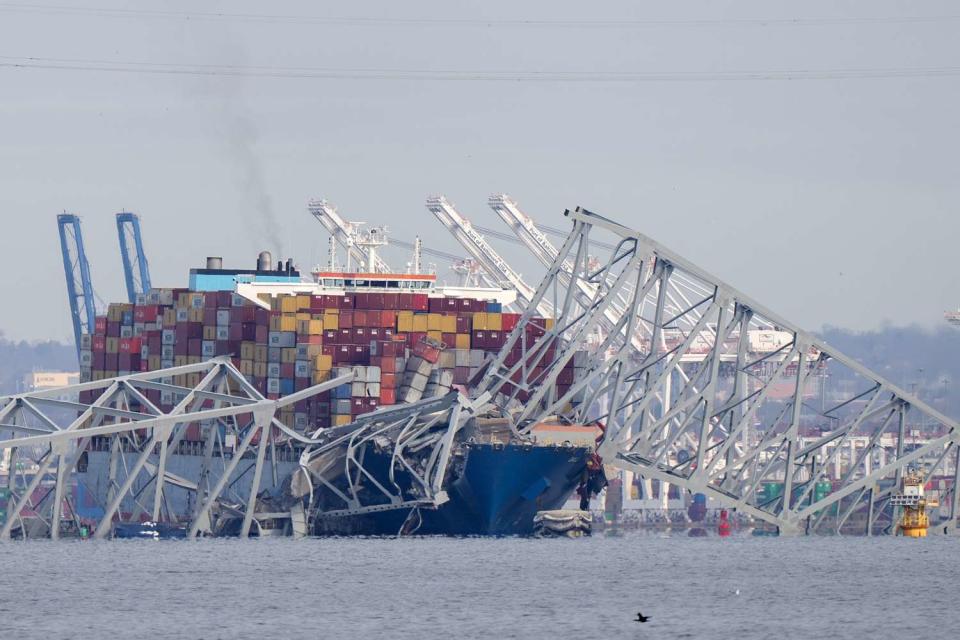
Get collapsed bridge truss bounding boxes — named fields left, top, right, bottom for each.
left=477, top=207, right=960, bottom=535
left=0, top=358, right=472, bottom=540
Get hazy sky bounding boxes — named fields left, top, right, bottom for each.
left=1, top=1, right=958, bottom=343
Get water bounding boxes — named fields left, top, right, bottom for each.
left=1, top=532, right=957, bottom=639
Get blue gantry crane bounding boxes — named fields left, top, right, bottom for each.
left=116, top=211, right=152, bottom=303
left=57, top=214, right=96, bottom=359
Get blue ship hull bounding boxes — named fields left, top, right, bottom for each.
left=313, top=443, right=591, bottom=536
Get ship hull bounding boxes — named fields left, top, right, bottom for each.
left=313, top=443, right=590, bottom=536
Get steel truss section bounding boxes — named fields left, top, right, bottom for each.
left=0, top=357, right=352, bottom=540
left=294, top=392, right=490, bottom=528
left=476, top=206, right=960, bottom=535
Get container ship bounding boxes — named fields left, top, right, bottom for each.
left=73, top=243, right=599, bottom=537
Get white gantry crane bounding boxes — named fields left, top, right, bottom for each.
left=426, top=195, right=553, bottom=317
left=308, top=198, right=391, bottom=273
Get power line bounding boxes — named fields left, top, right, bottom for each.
left=0, top=3, right=957, bottom=28
left=3, top=55, right=960, bottom=82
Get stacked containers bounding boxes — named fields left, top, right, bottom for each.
left=79, top=289, right=577, bottom=439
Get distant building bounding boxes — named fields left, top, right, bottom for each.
left=22, top=371, right=79, bottom=395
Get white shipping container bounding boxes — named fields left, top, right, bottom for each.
left=266, top=378, right=281, bottom=394
left=215, top=326, right=229, bottom=341
left=365, top=366, right=381, bottom=382
left=365, top=382, right=381, bottom=397
left=216, top=310, right=231, bottom=326
left=201, top=341, right=216, bottom=357
left=351, top=381, right=366, bottom=396
left=267, top=363, right=281, bottom=378
left=79, top=334, right=93, bottom=349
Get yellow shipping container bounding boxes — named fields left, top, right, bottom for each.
left=473, top=312, right=487, bottom=330
left=188, top=356, right=201, bottom=365
left=455, top=333, right=471, bottom=350
left=323, top=313, right=339, bottom=330
left=240, top=360, right=253, bottom=375
left=427, top=313, right=442, bottom=331
left=427, top=330, right=443, bottom=343
left=545, top=318, right=555, bottom=330
left=308, top=319, right=324, bottom=334
left=240, top=342, right=256, bottom=360
left=173, top=374, right=186, bottom=387
left=296, top=319, right=310, bottom=334
left=186, top=373, right=201, bottom=387
left=397, top=311, right=414, bottom=332
left=105, top=337, right=119, bottom=353
left=92, top=371, right=105, bottom=381
left=312, top=370, right=331, bottom=384
left=440, top=315, right=457, bottom=333
left=333, top=414, right=352, bottom=426
left=487, top=313, right=502, bottom=331
left=254, top=362, right=268, bottom=377
left=296, top=312, right=311, bottom=322
left=162, top=308, right=177, bottom=327
left=269, top=315, right=282, bottom=331
left=254, top=345, right=268, bottom=362
left=280, top=296, right=298, bottom=313
left=412, top=314, right=428, bottom=332
left=203, top=325, right=216, bottom=340
left=314, top=354, right=333, bottom=371
left=297, top=294, right=311, bottom=310
left=148, top=356, right=161, bottom=370
left=281, top=348, right=297, bottom=363
left=279, top=316, right=297, bottom=332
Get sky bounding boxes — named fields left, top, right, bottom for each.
left=0, top=0, right=958, bottom=343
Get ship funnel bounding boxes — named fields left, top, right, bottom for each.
left=206, top=256, right=223, bottom=270
left=257, top=250, right=272, bottom=271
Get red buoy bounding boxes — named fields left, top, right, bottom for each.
left=718, top=509, right=731, bottom=537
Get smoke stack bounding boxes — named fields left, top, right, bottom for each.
left=257, top=251, right=272, bottom=272
left=206, top=256, right=223, bottom=270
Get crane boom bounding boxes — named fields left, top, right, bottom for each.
left=425, top=195, right=552, bottom=317
left=57, top=214, right=96, bottom=359
left=116, top=211, right=152, bottom=303
left=308, top=198, right=391, bottom=273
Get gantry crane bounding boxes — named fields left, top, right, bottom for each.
left=308, top=199, right=391, bottom=273
left=116, top=212, right=152, bottom=303
left=57, top=214, right=96, bottom=359
left=425, top=195, right=552, bottom=317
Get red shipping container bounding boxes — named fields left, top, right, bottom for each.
left=118, top=353, right=131, bottom=370
left=281, top=363, right=295, bottom=378
left=322, top=344, right=336, bottom=357
left=502, top=313, right=521, bottom=332
left=322, top=295, right=339, bottom=309
left=301, top=335, right=322, bottom=344
left=368, top=293, right=385, bottom=309
left=295, top=378, right=310, bottom=392
left=441, top=333, right=456, bottom=348
left=217, top=291, right=233, bottom=307
left=453, top=366, right=470, bottom=384
left=338, top=328, right=352, bottom=344
left=92, top=335, right=106, bottom=351
left=354, top=310, right=368, bottom=327
left=323, top=329, right=338, bottom=343
left=368, top=327, right=381, bottom=341
left=94, top=316, right=108, bottom=334
left=229, top=322, right=243, bottom=341
left=106, top=321, right=121, bottom=337
left=397, top=293, right=413, bottom=310
left=364, top=398, right=379, bottom=411
left=188, top=338, right=203, bottom=356
left=118, top=337, right=142, bottom=353
left=383, top=292, right=399, bottom=309
left=473, top=331, right=487, bottom=349
left=352, top=345, right=370, bottom=362
left=237, top=306, right=257, bottom=322
left=174, top=340, right=189, bottom=356
left=203, top=308, right=217, bottom=325
left=256, top=325, right=268, bottom=344
left=354, top=293, right=368, bottom=309
left=203, top=294, right=217, bottom=308
left=456, top=315, right=471, bottom=333
left=458, top=298, right=476, bottom=312
left=334, top=345, right=352, bottom=363
left=379, top=388, right=396, bottom=405
left=92, top=352, right=106, bottom=368
left=340, top=294, right=355, bottom=309
left=340, top=310, right=354, bottom=329
left=412, top=294, right=429, bottom=311
left=381, top=373, right=397, bottom=388
left=351, top=398, right=366, bottom=414
left=134, top=305, right=159, bottom=322
left=353, top=327, right=367, bottom=342
left=379, top=357, right=396, bottom=374
left=379, top=310, right=396, bottom=328
left=489, top=331, right=504, bottom=348
left=428, top=298, right=445, bottom=313
left=310, top=295, right=326, bottom=312
left=148, top=336, right=161, bottom=353
left=216, top=340, right=232, bottom=356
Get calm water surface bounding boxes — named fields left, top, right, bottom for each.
left=1, top=532, right=957, bottom=639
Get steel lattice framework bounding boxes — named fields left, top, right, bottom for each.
left=477, top=207, right=960, bottom=535
left=0, top=358, right=478, bottom=540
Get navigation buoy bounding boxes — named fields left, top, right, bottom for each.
left=718, top=509, right=731, bottom=537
